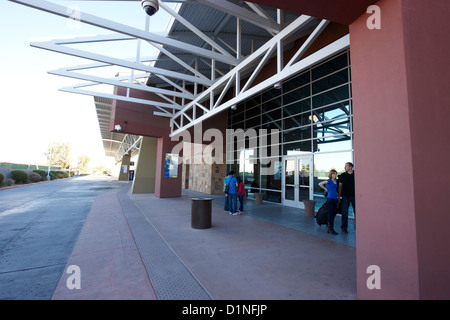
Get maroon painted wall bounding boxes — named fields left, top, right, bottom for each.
left=246, top=0, right=378, bottom=25
left=350, top=0, right=450, bottom=299
left=401, top=0, right=450, bottom=299
left=111, top=86, right=182, bottom=198
left=110, top=86, right=171, bottom=138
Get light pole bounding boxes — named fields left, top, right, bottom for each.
left=46, top=145, right=53, bottom=181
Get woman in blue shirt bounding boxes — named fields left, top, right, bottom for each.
left=319, top=169, right=339, bottom=235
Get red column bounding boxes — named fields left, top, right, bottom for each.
left=350, top=0, right=450, bottom=299
left=154, top=136, right=182, bottom=198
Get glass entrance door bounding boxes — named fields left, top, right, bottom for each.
left=283, top=155, right=312, bottom=208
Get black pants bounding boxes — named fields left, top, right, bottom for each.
left=327, top=198, right=338, bottom=225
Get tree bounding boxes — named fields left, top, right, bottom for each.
left=78, top=155, right=91, bottom=173
left=46, top=141, right=72, bottom=170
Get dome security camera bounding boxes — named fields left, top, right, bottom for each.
left=141, top=0, right=159, bottom=16
left=115, top=124, right=122, bottom=132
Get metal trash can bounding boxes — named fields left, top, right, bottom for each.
left=191, top=198, right=212, bottom=229
left=303, top=200, right=317, bottom=217
left=254, top=193, right=263, bottom=205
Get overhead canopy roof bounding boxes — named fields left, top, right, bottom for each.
left=10, top=0, right=351, bottom=158
left=147, top=1, right=311, bottom=88
left=93, top=96, right=125, bottom=158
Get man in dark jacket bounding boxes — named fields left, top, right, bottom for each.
left=338, top=162, right=355, bottom=233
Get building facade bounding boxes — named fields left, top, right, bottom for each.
left=12, top=0, right=450, bottom=300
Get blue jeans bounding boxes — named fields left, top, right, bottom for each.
left=224, top=193, right=229, bottom=211
left=341, top=196, right=356, bottom=231
left=228, top=193, right=237, bottom=213
left=238, top=194, right=244, bottom=211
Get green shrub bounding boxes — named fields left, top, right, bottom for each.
left=29, top=172, right=42, bottom=183
left=33, top=170, right=47, bottom=181
left=0, top=173, right=4, bottom=184
left=11, top=170, right=29, bottom=184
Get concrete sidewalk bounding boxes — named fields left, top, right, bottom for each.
left=53, top=182, right=356, bottom=300
left=52, top=190, right=157, bottom=300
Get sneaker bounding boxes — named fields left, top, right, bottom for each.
left=232, top=212, right=239, bottom=215
left=229, top=212, right=233, bottom=215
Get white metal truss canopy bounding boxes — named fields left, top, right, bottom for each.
left=94, top=96, right=142, bottom=162
left=9, top=0, right=350, bottom=159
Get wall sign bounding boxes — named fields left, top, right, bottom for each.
left=164, top=153, right=179, bottom=178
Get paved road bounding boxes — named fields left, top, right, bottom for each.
left=0, top=176, right=125, bottom=300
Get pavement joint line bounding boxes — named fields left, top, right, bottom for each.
left=0, top=263, right=67, bottom=275
left=116, top=184, right=212, bottom=300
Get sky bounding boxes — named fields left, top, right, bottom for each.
left=0, top=0, right=174, bottom=168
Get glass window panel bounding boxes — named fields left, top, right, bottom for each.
left=261, top=97, right=281, bottom=111
left=283, top=126, right=312, bottom=143
left=314, top=118, right=351, bottom=138
left=283, top=113, right=313, bottom=130
left=313, top=101, right=350, bottom=121
left=241, top=155, right=256, bottom=186
left=283, top=140, right=312, bottom=155
left=262, top=108, right=282, bottom=123
left=283, top=84, right=311, bottom=105
left=312, top=84, right=350, bottom=108
left=261, top=120, right=282, bottom=132
left=313, top=151, right=352, bottom=193
left=259, top=143, right=282, bottom=158
left=283, top=71, right=310, bottom=92
left=312, top=69, right=349, bottom=94
left=246, top=105, right=260, bottom=119
left=298, top=186, right=310, bottom=202
left=262, top=191, right=281, bottom=203
left=262, top=88, right=281, bottom=101
left=283, top=99, right=311, bottom=117
left=245, top=116, right=260, bottom=129
left=232, top=120, right=245, bottom=130
left=261, top=158, right=282, bottom=191
left=312, top=52, right=348, bottom=81
left=315, top=136, right=353, bottom=153
left=246, top=95, right=261, bottom=108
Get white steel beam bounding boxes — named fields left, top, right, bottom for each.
left=31, top=39, right=213, bottom=87
left=170, top=15, right=316, bottom=134
left=194, top=0, right=281, bottom=34
left=159, top=1, right=233, bottom=58
left=10, top=0, right=239, bottom=66
left=171, top=34, right=350, bottom=137
left=61, top=86, right=178, bottom=116
left=49, top=68, right=195, bottom=100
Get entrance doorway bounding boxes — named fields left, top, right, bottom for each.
left=282, top=155, right=313, bottom=208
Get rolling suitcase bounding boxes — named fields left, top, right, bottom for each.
left=315, top=202, right=328, bottom=226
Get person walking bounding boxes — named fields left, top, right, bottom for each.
left=338, top=162, right=355, bottom=233
left=237, top=176, right=246, bottom=214
left=319, top=169, right=339, bottom=235
left=224, top=171, right=238, bottom=215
